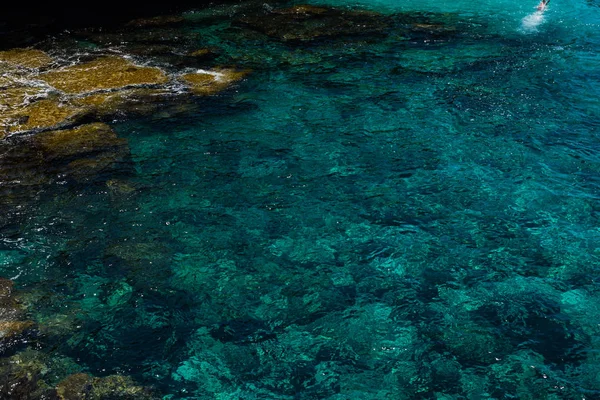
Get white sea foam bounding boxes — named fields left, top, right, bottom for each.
left=521, top=10, right=545, bottom=32
left=196, top=69, right=225, bottom=81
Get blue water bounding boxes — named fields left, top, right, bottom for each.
left=2, top=0, right=600, bottom=398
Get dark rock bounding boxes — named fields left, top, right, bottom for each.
left=236, top=5, right=390, bottom=42
left=0, top=278, right=36, bottom=356
left=210, top=318, right=277, bottom=344
left=0, top=350, right=59, bottom=399
left=56, top=373, right=155, bottom=400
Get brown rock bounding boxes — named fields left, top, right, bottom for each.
left=66, top=151, right=129, bottom=181
left=0, top=349, right=58, bottom=399
left=0, top=278, right=35, bottom=350
left=90, top=375, right=153, bottom=399
left=56, top=373, right=153, bottom=400
left=72, top=88, right=171, bottom=118
left=188, top=48, right=213, bottom=57
left=0, top=86, right=46, bottom=112
left=38, top=56, right=169, bottom=94
left=0, top=48, right=53, bottom=69
left=0, top=98, right=85, bottom=137
left=34, top=122, right=127, bottom=160
left=55, top=373, right=91, bottom=400
left=0, top=63, right=30, bottom=88
left=180, top=68, right=249, bottom=95
left=0, top=278, right=13, bottom=299
left=0, top=320, right=34, bottom=340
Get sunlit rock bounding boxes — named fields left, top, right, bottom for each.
left=180, top=68, right=249, bottom=95
left=0, top=86, right=46, bottom=112
left=0, top=48, right=53, bottom=69
left=1, top=98, right=85, bottom=137
left=38, top=56, right=169, bottom=94
left=0, top=320, right=35, bottom=341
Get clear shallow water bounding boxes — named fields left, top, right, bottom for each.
left=2, top=0, right=600, bottom=399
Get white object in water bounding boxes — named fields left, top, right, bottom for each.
left=521, top=10, right=545, bottom=32
left=196, top=69, right=225, bottom=81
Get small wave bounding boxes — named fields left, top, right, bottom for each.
left=520, top=10, right=545, bottom=33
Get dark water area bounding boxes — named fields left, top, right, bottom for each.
left=0, top=0, right=239, bottom=49
left=1, top=0, right=600, bottom=398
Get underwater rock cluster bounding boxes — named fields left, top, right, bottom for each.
left=0, top=279, right=157, bottom=399
left=236, top=4, right=390, bottom=41
left=0, top=278, right=34, bottom=354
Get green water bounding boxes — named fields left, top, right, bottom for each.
left=2, top=0, right=600, bottom=398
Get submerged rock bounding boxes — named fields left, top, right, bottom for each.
left=38, top=56, right=169, bottom=94
left=56, top=373, right=154, bottom=400
left=0, top=122, right=130, bottom=190
left=72, top=88, right=172, bottom=118
left=0, top=349, right=58, bottom=399
left=33, top=123, right=130, bottom=181
left=275, top=4, right=330, bottom=15
left=0, top=278, right=35, bottom=354
left=409, top=23, right=457, bottom=35
left=0, top=48, right=53, bottom=69
left=236, top=5, right=389, bottom=42
left=0, top=348, right=155, bottom=399
left=180, top=68, right=249, bottom=95
left=188, top=48, right=216, bottom=58
left=125, top=15, right=185, bottom=28
left=34, top=122, right=127, bottom=160
left=106, top=179, right=137, bottom=196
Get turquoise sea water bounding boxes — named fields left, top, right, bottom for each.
left=2, top=0, right=600, bottom=398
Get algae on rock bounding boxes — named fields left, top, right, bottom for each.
left=72, top=88, right=173, bottom=118
left=0, top=48, right=53, bottom=69
left=34, top=122, right=128, bottom=160
left=180, top=68, right=249, bottom=95
left=0, top=278, right=35, bottom=353
left=236, top=5, right=390, bottom=42
left=1, top=98, right=85, bottom=137
left=56, top=373, right=155, bottom=400
left=38, top=56, right=169, bottom=94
